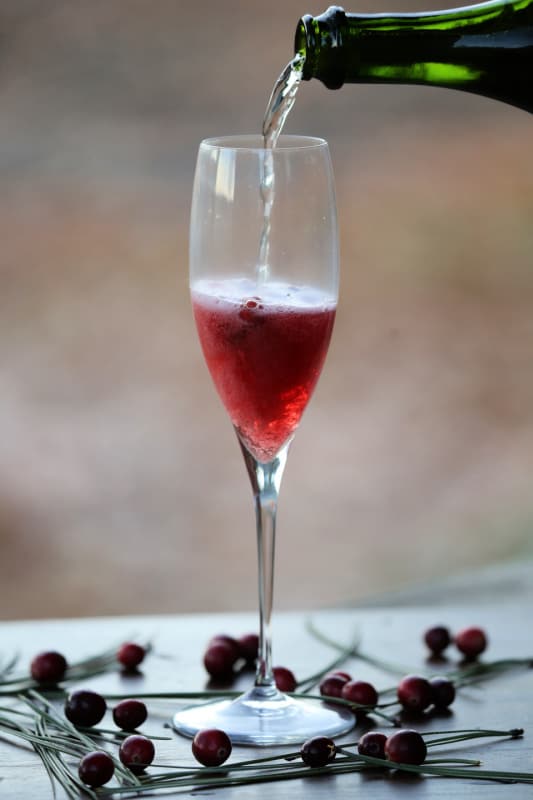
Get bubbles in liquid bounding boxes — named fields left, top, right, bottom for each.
left=192, top=278, right=335, bottom=311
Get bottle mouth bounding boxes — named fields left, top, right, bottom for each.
left=294, top=15, right=314, bottom=82
left=294, top=6, right=347, bottom=90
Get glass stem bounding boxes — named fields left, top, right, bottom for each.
left=239, top=438, right=291, bottom=691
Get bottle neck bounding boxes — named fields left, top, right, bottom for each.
left=295, top=1, right=532, bottom=101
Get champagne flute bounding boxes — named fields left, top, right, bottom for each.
left=173, top=135, right=353, bottom=745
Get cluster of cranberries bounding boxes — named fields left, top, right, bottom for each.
left=63, top=688, right=155, bottom=787
left=30, top=624, right=492, bottom=788
left=424, top=624, right=488, bottom=660
left=319, top=670, right=458, bottom=724
left=30, top=643, right=150, bottom=788
left=189, top=726, right=428, bottom=773
left=300, top=728, right=427, bottom=769
left=77, top=715, right=235, bottom=784
left=64, top=688, right=154, bottom=786
left=203, top=632, right=299, bottom=692
left=319, top=670, right=378, bottom=712
left=397, top=673, right=455, bottom=713
left=358, top=729, right=427, bottom=765
left=78, top=733, right=156, bottom=788
left=319, top=668, right=455, bottom=719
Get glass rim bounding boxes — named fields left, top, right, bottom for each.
left=199, top=135, right=328, bottom=152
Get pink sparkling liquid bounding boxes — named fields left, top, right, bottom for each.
left=192, top=278, right=336, bottom=463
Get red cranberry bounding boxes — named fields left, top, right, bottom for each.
left=208, top=635, right=241, bottom=661
left=117, top=643, right=146, bottom=670
left=272, top=666, right=297, bottom=692
left=239, top=297, right=264, bottom=322
left=237, top=633, right=259, bottom=665
left=30, top=651, right=67, bottom=684
left=204, top=642, right=238, bottom=679
left=424, top=626, right=451, bottom=655
left=192, top=728, right=232, bottom=767
left=78, top=750, right=115, bottom=787
left=119, top=734, right=155, bottom=774
left=301, top=736, right=336, bottom=767
left=319, top=674, right=349, bottom=699
left=341, top=680, right=378, bottom=709
left=385, top=729, right=427, bottom=765
left=65, top=690, right=107, bottom=727
left=429, top=677, right=456, bottom=709
left=357, top=731, right=388, bottom=760
left=397, top=675, right=433, bottom=713
left=112, top=699, right=148, bottom=731
left=454, top=626, right=488, bottom=659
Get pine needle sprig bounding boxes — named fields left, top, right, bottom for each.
left=450, top=658, right=533, bottom=687
left=35, top=712, right=95, bottom=800
left=25, top=691, right=143, bottom=787
left=91, top=726, right=532, bottom=795
left=296, top=630, right=362, bottom=692
left=424, top=727, right=524, bottom=747
left=0, top=688, right=530, bottom=794
left=0, top=635, right=531, bottom=795
left=0, top=642, right=151, bottom=696
left=290, top=691, right=398, bottom=725
left=0, top=691, right=147, bottom=796
left=305, top=619, right=415, bottom=677
left=0, top=653, right=19, bottom=681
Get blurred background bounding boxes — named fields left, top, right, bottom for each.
left=1, top=1, right=532, bottom=621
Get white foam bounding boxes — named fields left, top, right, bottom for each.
left=191, top=277, right=336, bottom=310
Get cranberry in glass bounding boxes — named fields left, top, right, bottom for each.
left=117, top=642, right=146, bottom=670
left=78, top=751, right=115, bottom=787
left=192, top=728, right=232, bottom=767
left=204, top=642, right=238, bottom=678
left=301, top=736, right=336, bottom=767
left=397, top=675, right=433, bottom=713
left=65, top=690, right=107, bottom=727
left=237, top=633, right=259, bottom=665
left=341, top=680, right=378, bottom=709
left=429, top=677, right=456, bottom=709
left=424, top=626, right=451, bottom=656
left=112, top=699, right=148, bottom=731
left=454, top=626, right=488, bottom=659
left=385, top=729, right=427, bottom=765
left=238, top=297, right=264, bottom=322
left=319, top=674, right=349, bottom=699
left=272, top=666, right=297, bottom=692
left=357, top=731, right=388, bottom=760
left=119, top=735, right=155, bottom=774
left=30, top=651, right=67, bottom=684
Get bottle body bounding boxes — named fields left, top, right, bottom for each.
left=294, top=1, right=533, bottom=113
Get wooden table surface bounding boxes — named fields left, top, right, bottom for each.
left=1, top=563, right=533, bottom=798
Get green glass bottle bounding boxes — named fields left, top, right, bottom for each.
left=294, top=0, right=533, bottom=113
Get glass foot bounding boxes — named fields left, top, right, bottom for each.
left=172, top=685, right=355, bottom=746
